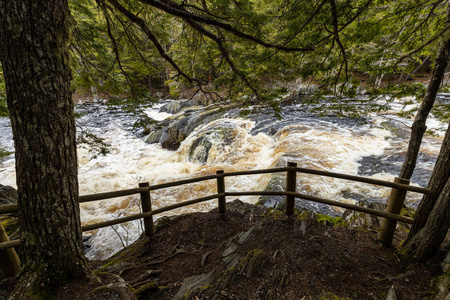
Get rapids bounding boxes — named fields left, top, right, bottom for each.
left=0, top=96, right=446, bottom=259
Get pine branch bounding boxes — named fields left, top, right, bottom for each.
left=137, top=0, right=314, bottom=52
left=329, top=0, right=349, bottom=92
left=104, top=0, right=196, bottom=84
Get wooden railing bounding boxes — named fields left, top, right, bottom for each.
left=0, top=162, right=432, bottom=276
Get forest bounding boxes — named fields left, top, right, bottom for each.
left=0, top=0, right=450, bottom=298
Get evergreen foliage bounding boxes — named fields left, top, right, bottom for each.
left=52, top=0, right=449, bottom=113
left=0, top=0, right=444, bottom=113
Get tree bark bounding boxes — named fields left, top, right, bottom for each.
left=405, top=123, right=450, bottom=241
left=399, top=3, right=450, bottom=180
left=404, top=177, right=450, bottom=260
left=0, top=0, right=89, bottom=297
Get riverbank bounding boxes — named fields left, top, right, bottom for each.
left=2, top=200, right=447, bottom=299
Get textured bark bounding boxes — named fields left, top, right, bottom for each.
left=399, top=3, right=450, bottom=180
left=404, top=177, right=450, bottom=260
left=406, top=123, right=450, bottom=241
left=0, top=0, right=88, bottom=297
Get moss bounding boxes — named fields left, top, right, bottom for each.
left=0, top=147, right=13, bottom=159
left=264, top=208, right=284, bottom=219
left=296, top=211, right=311, bottom=220
left=255, top=198, right=266, bottom=206
left=316, top=213, right=343, bottom=227
left=1, top=216, right=19, bottom=236
left=315, top=291, right=352, bottom=299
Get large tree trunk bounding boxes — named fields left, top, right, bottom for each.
left=399, top=3, right=450, bottom=180
left=403, top=177, right=450, bottom=260
left=405, top=123, right=450, bottom=241
left=0, top=0, right=89, bottom=297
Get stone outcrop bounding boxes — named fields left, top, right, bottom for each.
left=145, top=103, right=226, bottom=151
left=174, top=223, right=269, bottom=300
left=159, top=99, right=200, bottom=114
left=342, top=200, right=386, bottom=230
left=0, top=184, right=17, bottom=205
left=173, top=201, right=319, bottom=300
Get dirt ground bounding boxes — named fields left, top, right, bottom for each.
left=0, top=200, right=446, bottom=299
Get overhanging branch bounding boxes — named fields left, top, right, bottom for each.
left=137, top=0, right=314, bottom=52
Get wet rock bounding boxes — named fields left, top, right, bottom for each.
left=160, top=99, right=200, bottom=114
left=160, top=101, right=181, bottom=114
left=189, top=136, right=212, bottom=164
left=380, top=120, right=410, bottom=139
left=144, top=129, right=163, bottom=144
left=0, top=184, right=17, bottom=205
left=148, top=105, right=224, bottom=151
left=343, top=200, right=386, bottom=229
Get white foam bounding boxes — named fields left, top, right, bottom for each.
left=0, top=98, right=445, bottom=260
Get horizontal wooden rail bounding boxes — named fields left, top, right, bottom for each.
left=79, top=187, right=149, bottom=203
left=147, top=174, right=221, bottom=191
left=223, top=167, right=431, bottom=195
left=222, top=167, right=288, bottom=177
left=226, top=191, right=413, bottom=224
left=293, top=167, right=432, bottom=195
left=0, top=164, right=430, bottom=252
left=0, top=204, right=18, bottom=214
left=151, top=193, right=223, bottom=215
left=81, top=193, right=224, bottom=232
left=0, top=239, right=20, bottom=251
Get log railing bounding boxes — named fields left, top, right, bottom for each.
left=0, top=162, right=432, bottom=276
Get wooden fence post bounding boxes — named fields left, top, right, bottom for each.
left=216, top=170, right=226, bottom=214
left=286, top=162, right=297, bottom=216
left=0, top=221, right=20, bottom=277
left=139, top=182, right=155, bottom=237
left=378, top=177, right=410, bottom=247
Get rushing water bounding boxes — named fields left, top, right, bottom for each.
left=0, top=96, right=446, bottom=259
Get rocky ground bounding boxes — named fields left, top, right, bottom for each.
left=2, top=200, right=448, bottom=299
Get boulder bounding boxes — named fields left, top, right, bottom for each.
left=146, top=105, right=224, bottom=151
left=159, top=101, right=181, bottom=114
left=343, top=200, right=386, bottom=229
left=189, top=136, right=212, bottom=164
left=159, top=99, right=200, bottom=114
left=0, top=184, right=17, bottom=205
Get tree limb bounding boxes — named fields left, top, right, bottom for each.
left=329, top=0, right=349, bottom=91
left=137, top=0, right=314, bottom=52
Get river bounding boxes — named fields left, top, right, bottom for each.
left=0, top=95, right=446, bottom=259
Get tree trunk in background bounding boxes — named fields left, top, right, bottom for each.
left=398, top=3, right=450, bottom=260
left=399, top=3, right=450, bottom=180
left=0, top=0, right=89, bottom=297
left=405, top=123, right=450, bottom=242
left=404, top=177, right=450, bottom=260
